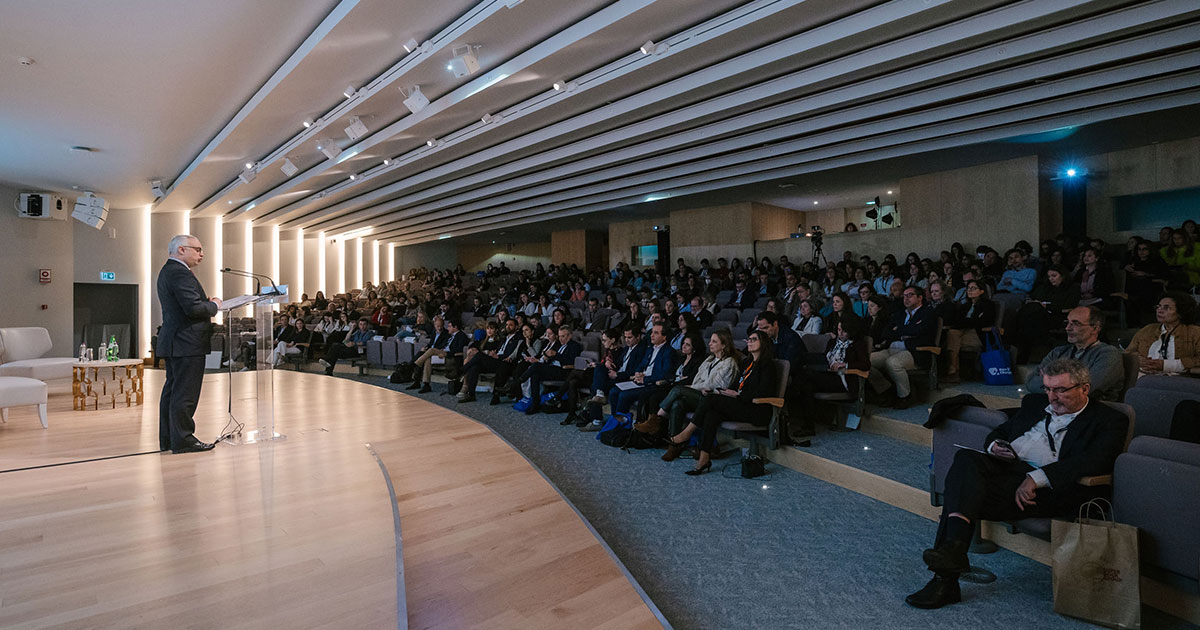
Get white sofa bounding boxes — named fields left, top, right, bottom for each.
left=0, top=327, right=77, bottom=380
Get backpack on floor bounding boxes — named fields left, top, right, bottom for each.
left=389, top=362, right=415, bottom=384
left=596, top=412, right=632, bottom=444
left=540, top=391, right=566, bottom=413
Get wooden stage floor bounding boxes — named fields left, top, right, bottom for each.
left=0, top=370, right=665, bottom=629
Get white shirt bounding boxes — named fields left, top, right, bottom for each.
left=994, top=401, right=1088, bottom=489
left=1145, top=325, right=1184, bottom=374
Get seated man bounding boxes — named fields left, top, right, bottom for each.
left=515, top=325, right=583, bottom=414
left=580, top=327, right=648, bottom=431
left=906, top=359, right=1128, bottom=609
left=868, top=286, right=936, bottom=408
left=726, top=279, right=754, bottom=311
left=319, top=318, right=374, bottom=375
left=755, top=311, right=801, bottom=367
left=606, top=323, right=676, bottom=418
left=270, top=318, right=315, bottom=366
left=578, top=297, right=609, bottom=332
left=459, top=319, right=523, bottom=403
left=408, top=319, right=468, bottom=393
left=689, top=296, right=713, bottom=329
left=1025, top=305, right=1124, bottom=401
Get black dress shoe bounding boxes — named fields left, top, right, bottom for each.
left=173, top=438, right=216, bottom=454
left=922, top=539, right=971, bottom=574
left=406, top=380, right=422, bottom=390
left=418, top=383, right=432, bottom=394
left=905, top=574, right=961, bottom=609
left=489, top=394, right=502, bottom=406
left=458, top=394, right=476, bottom=403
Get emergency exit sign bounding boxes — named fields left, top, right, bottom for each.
left=99, top=271, right=116, bottom=282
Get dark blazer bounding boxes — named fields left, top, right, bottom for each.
left=637, top=343, right=678, bottom=382
left=156, top=260, right=218, bottom=357
left=883, top=304, right=938, bottom=355
left=823, top=337, right=870, bottom=372
left=772, top=327, right=802, bottom=367
left=727, top=289, right=754, bottom=311
left=616, top=342, right=648, bottom=379
left=543, top=339, right=583, bottom=367
left=953, top=298, right=997, bottom=338
left=439, top=331, right=469, bottom=355
left=990, top=394, right=1128, bottom=492
left=733, top=358, right=779, bottom=403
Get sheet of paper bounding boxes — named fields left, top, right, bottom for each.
left=615, top=381, right=641, bottom=391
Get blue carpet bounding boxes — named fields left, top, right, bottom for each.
left=350, top=374, right=1194, bottom=630
left=806, top=427, right=931, bottom=490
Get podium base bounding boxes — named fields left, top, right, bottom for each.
left=222, top=430, right=287, bottom=445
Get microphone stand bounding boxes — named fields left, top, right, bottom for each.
left=220, top=268, right=282, bottom=295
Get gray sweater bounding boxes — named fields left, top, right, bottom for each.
left=1025, top=342, right=1124, bottom=401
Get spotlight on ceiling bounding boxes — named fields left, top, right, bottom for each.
left=446, top=45, right=480, bottom=78
left=348, top=173, right=357, bottom=181
left=403, top=38, right=420, bottom=53
left=149, top=179, right=165, bottom=200
left=244, top=162, right=255, bottom=170
left=553, top=79, right=578, bottom=92
left=426, top=139, right=442, bottom=148
left=1066, top=168, right=1078, bottom=177
left=481, top=113, right=503, bottom=124
left=402, top=86, right=429, bottom=114
left=343, top=85, right=357, bottom=99
left=382, top=158, right=392, bottom=166
left=639, top=40, right=668, bottom=55
left=316, top=139, right=340, bottom=160
left=302, top=117, right=314, bottom=128
left=280, top=158, right=298, bottom=177
left=344, top=115, right=368, bottom=140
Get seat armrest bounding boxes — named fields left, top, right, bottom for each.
left=752, top=397, right=785, bottom=407
left=916, top=346, right=942, bottom=355
left=1077, top=474, right=1112, bottom=487
left=844, top=369, right=869, bottom=379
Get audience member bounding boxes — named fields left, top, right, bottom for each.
left=1025, top=306, right=1123, bottom=401
left=1124, top=292, right=1200, bottom=378
left=868, top=286, right=936, bottom=408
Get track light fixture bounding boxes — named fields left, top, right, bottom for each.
left=343, top=85, right=357, bottom=99
left=382, top=158, right=392, bottom=166
left=553, top=80, right=578, bottom=92
left=302, top=117, right=314, bottom=128
left=316, top=138, right=340, bottom=160
left=426, top=139, right=442, bottom=148
left=481, top=113, right=503, bottom=124
left=402, top=86, right=429, bottom=114
left=403, top=38, right=420, bottom=53
left=344, top=115, right=368, bottom=140
left=244, top=161, right=255, bottom=170
left=640, top=40, right=668, bottom=55
left=150, top=179, right=165, bottom=199
left=348, top=173, right=357, bottom=181
left=446, top=45, right=480, bottom=78
left=238, top=166, right=256, bottom=184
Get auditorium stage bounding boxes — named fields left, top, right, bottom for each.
left=0, top=370, right=666, bottom=629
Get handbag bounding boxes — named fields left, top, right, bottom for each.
left=979, top=329, right=1013, bottom=386
left=1051, top=499, right=1141, bottom=629
left=596, top=412, right=632, bottom=442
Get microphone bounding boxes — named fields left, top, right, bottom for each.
left=220, top=268, right=282, bottom=296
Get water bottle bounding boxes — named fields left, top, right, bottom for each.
left=79, top=343, right=87, bottom=362
left=99, top=341, right=107, bottom=361
left=108, top=334, right=119, bottom=361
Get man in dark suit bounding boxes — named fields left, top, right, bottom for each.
left=156, top=235, right=221, bottom=454
left=409, top=318, right=468, bottom=393
left=726, top=279, right=754, bottom=311
left=607, top=323, right=677, bottom=417
left=518, top=325, right=584, bottom=414
left=461, top=318, right=522, bottom=404
left=906, top=358, right=1129, bottom=609
left=754, top=311, right=801, bottom=367
left=580, top=327, right=647, bottom=431
left=869, top=286, right=937, bottom=408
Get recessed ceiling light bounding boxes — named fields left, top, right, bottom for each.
left=812, top=201, right=819, bottom=205
left=18, top=57, right=34, bottom=67
left=227, top=200, right=233, bottom=204
left=887, top=190, right=893, bottom=194
left=68, top=145, right=97, bottom=153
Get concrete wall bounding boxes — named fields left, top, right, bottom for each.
left=0, top=182, right=74, bottom=355
left=459, top=242, right=551, bottom=272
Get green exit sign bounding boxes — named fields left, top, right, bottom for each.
left=99, top=271, right=116, bottom=282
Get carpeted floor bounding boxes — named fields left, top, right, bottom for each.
left=349, top=373, right=1193, bottom=629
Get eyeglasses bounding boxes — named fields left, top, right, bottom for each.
left=747, top=336, right=761, bottom=343
left=1045, top=383, right=1083, bottom=395
left=1064, top=320, right=1093, bottom=329
left=180, top=245, right=203, bottom=253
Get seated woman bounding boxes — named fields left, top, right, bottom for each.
left=560, top=328, right=622, bottom=426
left=791, top=299, right=823, bottom=336
left=1162, top=228, right=1200, bottom=289
left=942, top=279, right=996, bottom=384
left=670, top=312, right=699, bottom=351
left=853, top=283, right=875, bottom=318
left=1124, top=292, right=1200, bottom=378
left=463, top=320, right=502, bottom=365
left=1013, top=265, right=1079, bottom=364
left=821, top=292, right=858, bottom=337
left=654, top=329, right=739, bottom=444
left=1074, top=247, right=1114, bottom=307
left=663, top=332, right=778, bottom=475
left=1123, top=238, right=1169, bottom=327
left=794, top=316, right=871, bottom=439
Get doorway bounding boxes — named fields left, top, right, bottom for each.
left=74, top=283, right=138, bottom=358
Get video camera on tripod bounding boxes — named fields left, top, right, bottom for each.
left=802, top=224, right=825, bottom=265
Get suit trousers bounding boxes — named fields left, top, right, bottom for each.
left=940, top=449, right=1071, bottom=541
left=869, top=348, right=916, bottom=397
left=943, top=329, right=982, bottom=375
left=324, top=343, right=362, bottom=368
left=160, top=355, right=205, bottom=450
left=414, top=347, right=447, bottom=383
left=522, top=363, right=569, bottom=404
left=608, top=384, right=650, bottom=415
left=462, top=353, right=508, bottom=393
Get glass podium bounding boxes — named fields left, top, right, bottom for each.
left=219, top=287, right=289, bottom=445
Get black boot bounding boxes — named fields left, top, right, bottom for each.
left=418, top=382, right=432, bottom=394
left=904, top=573, right=961, bottom=609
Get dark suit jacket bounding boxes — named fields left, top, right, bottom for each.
left=727, top=289, right=754, bottom=311
left=543, top=339, right=583, bottom=367
left=883, top=304, right=938, bottom=359
left=439, top=331, right=469, bottom=355
left=990, top=394, right=1128, bottom=492
left=734, top=358, right=778, bottom=403
left=772, top=327, right=802, bottom=367
left=636, top=343, right=678, bottom=383
left=156, top=260, right=217, bottom=357
left=616, top=342, right=649, bottom=379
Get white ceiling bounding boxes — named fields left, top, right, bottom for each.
left=3, top=0, right=1200, bottom=247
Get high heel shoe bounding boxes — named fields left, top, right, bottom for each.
left=685, top=461, right=712, bottom=476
